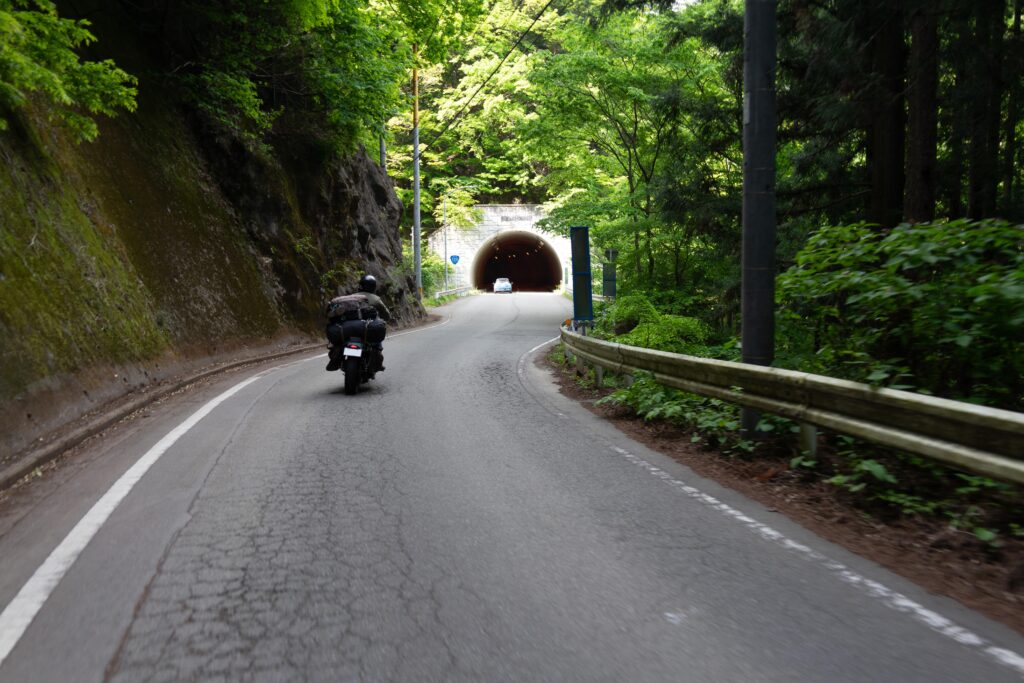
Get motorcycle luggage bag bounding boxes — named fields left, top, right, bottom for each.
left=340, top=319, right=368, bottom=341
left=365, top=319, right=387, bottom=343
left=326, top=294, right=371, bottom=321
left=325, top=322, right=346, bottom=346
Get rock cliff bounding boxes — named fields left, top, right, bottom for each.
left=0, top=13, right=421, bottom=461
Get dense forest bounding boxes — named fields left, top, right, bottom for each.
left=382, top=0, right=1023, bottom=539
left=2, top=0, right=1022, bottom=530
left=2, top=0, right=1021, bottom=403
left=387, top=0, right=1023, bottom=406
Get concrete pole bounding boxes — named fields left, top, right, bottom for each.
left=740, top=0, right=777, bottom=434
left=443, top=195, right=449, bottom=291
left=412, top=45, right=423, bottom=301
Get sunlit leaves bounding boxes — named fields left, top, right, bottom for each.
left=778, top=219, right=1024, bottom=408
left=0, top=0, right=137, bottom=140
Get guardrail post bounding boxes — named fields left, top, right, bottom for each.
left=594, top=365, right=604, bottom=388
left=799, top=423, right=818, bottom=457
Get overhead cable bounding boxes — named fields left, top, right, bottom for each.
left=423, top=0, right=556, bottom=151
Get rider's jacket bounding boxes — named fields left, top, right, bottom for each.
left=362, top=292, right=392, bottom=322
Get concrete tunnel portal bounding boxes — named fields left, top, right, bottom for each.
left=472, top=230, right=563, bottom=292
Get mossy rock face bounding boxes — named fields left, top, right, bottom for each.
left=0, top=3, right=422, bottom=459
left=0, top=109, right=169, bottom=401
left=72, top=89, right=287, bottom=347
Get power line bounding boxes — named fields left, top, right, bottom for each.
left=423, top=0, right=556, bottom=151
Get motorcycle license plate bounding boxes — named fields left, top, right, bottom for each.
left=343, top=347, right=363, bottom=358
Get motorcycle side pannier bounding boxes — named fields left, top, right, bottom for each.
left=326, top=322, right=346, bottom=346
left=365, top=319, right=387, bottom=343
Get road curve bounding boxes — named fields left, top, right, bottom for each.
left=0, top=292, right=1022, bottom=682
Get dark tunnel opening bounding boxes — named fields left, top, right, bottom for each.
left=471, top=231, right=563, bottom=292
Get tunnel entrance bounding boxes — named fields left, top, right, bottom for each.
left=472, top=230, right=563, bottom=292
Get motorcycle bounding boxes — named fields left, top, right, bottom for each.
left=324, top=293, right=387, bottom=395
left=339, top=333, right=384, bottom=395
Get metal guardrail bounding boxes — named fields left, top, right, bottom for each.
left=564, top=285, right=606, bottom=302
left=434, top=286, right=473, bottom=300
left=560, top=327, right=1024, bottom=485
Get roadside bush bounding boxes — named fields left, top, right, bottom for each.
left=594, top=293, right=660, bottom=336
left=777, top=219, right=1024, bottom=409
left=597, top=371, right=749, bottom=452
left=614, top=314, right=710, bottom=356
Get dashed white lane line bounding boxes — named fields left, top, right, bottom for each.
left=608, top=444, right=1024, bottom=676
left=0, top=375, right=262, bottom=667
left=520, top=338, right=1024, bottom=674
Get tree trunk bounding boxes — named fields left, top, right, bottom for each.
left=634, top=231, right=641, bottom=281
left=1002, top=0, right=1022, bottom=213
left=673, top=242, right=681, bottom=287
left=646, top=225, right=654, bottom=282
left=905, top=2, right=938, bottom=222
left=866, top=1, right=907, bottom=228
left=967, top=0, right=1005, bottom=219
left=946, top=7, right=970, bottom=217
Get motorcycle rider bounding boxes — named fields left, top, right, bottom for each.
left=326, top=274, right=391, bottom=371
left=357, top=274, right=392, bottom=322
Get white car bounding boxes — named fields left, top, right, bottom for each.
left=493, top=277, right=512, bottom=293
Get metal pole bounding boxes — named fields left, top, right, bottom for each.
left=412, top=47, right=422, bottom=301
left=741, top=0, right=777, bottom=434
left=443, top=195, right=449, bottom=291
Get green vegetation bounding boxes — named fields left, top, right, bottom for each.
left=0, top=132, right=167, bottom=397
left=595, top=295, right=711, bottom=356
left=162, top=0, right=484, bottom=151
left=778, top=219, right=1024, bottom=409
left=0, top=0, right=136, bottom=141
left=1, top=0, right=1021, bottom=529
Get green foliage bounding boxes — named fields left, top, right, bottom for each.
left=597, top=371, right=755, bottom=454
left=401, top=242, right=450, bottom=297
left=614, top=315, right=710, bottom=356
left=0, top=142, right=166, bottom=397
left=0, top=0, right=136, bottom=140
left=778, top=219, right=1024, bottom=409
left=173, top=0, right=484, bottom=151
left=430, top=182, right=483, bottom=231
left=594, top=293, right=660, bottom=336
left=827, top=457, right=898, bottom=494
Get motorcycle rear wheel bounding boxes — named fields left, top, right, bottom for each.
left=343, top=357, right=360, bottom=395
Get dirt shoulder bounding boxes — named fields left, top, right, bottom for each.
left=543, top=354, right=1024, bottom=635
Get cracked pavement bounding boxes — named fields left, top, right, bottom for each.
left=2, top=293, right=1024, bottom=682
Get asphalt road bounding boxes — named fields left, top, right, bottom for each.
left=0, top=292, right=1022, bottom=682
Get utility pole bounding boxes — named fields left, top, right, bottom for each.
left=443, top=194, right=449, bottom=291
left=741, top=0, right=777, bottom=433
left=412, top=44, right=423, bottom=301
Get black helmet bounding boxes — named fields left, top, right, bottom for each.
left=358, top=274, right=377, bottom=293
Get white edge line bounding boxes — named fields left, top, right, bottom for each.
left=0, top=312, right=455, bottom=665
left=527, top=336, right=560, bottom=356
left=608, top=444, right=1024, bottom=675
left=0, top=374, right=262, bottom=666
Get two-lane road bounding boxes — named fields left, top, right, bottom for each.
left=1, top=293, right=1022, bottom=681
